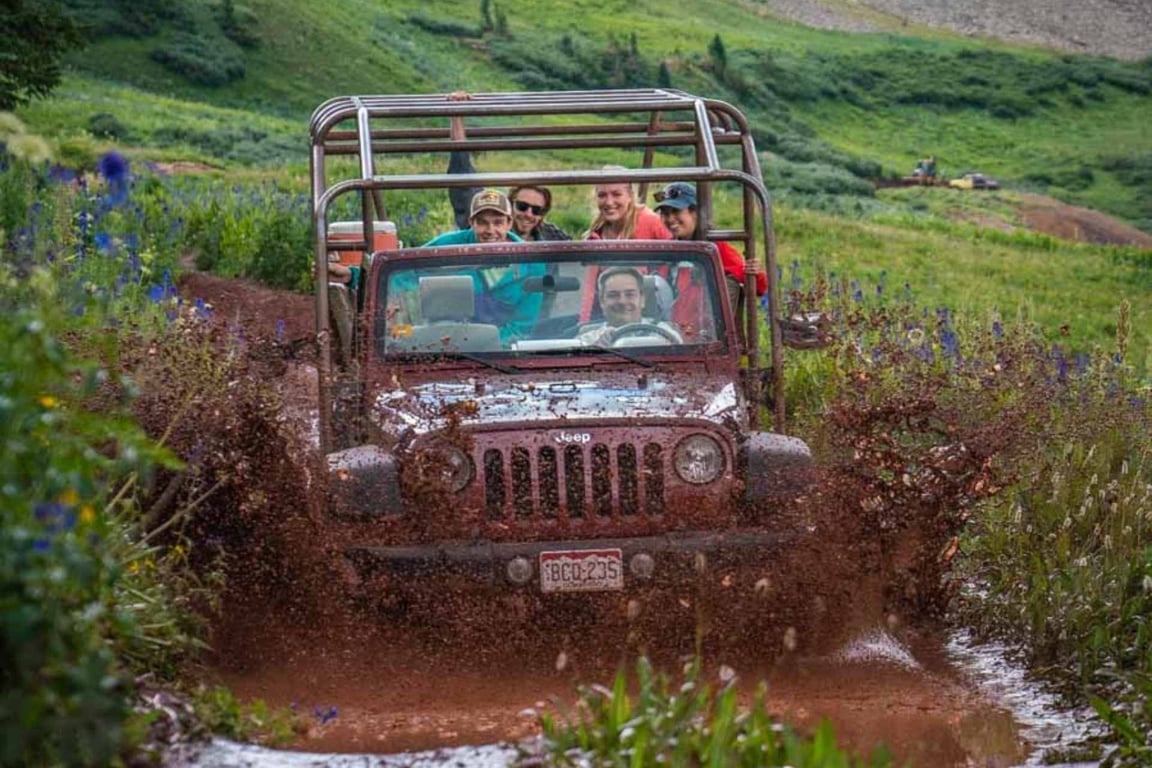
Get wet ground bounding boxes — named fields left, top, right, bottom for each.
left=191, top=573, right=1103, bottom=768
left=189, top=608, right=1098, bottom=767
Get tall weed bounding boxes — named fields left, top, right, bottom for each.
left=528, top=657, right=890, bottom=767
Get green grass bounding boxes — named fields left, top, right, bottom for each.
left=777, top=203, right=1152, bottom=370
left=29, top=0, right=1151, bottom=235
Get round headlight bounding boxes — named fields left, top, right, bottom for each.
left=441, top=446, right=474, bottom=492
left=674, top=434, right=725, bottom=484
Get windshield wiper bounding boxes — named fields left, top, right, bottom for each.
left=589, top=344, right=655, bottom=368
left=389, top=350, right=521, bottom=374
left=451, top=351, right=521, bottom=374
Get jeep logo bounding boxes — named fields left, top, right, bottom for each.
left=554, top=431, right=591, bottom=445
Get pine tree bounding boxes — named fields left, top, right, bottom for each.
left=708, top=33, right=727, bottom=76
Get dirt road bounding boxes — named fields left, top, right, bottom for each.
left=205, top=577, right=1035, bottom=767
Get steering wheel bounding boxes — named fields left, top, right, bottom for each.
left=603, top=322, right=682, bottom=346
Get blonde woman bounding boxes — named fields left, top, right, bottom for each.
left=584, top=166, right=672, bottom=240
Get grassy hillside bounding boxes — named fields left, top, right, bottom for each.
left=10, top=0, right=1152, bottom=365
left=33, top=0, right=1152, bottom=232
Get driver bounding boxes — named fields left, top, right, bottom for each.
left=577, top=267, right=683, bottom=346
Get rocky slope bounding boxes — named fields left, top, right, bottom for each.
left=758, top=0, right=1152, bottom=60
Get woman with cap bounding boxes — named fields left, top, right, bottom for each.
left=653, top=181, right=768, bottom=298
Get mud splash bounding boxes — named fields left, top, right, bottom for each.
left=161, top=274, right=1092, bottom=767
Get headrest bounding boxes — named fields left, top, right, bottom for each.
left=642, top=274, right=673, bottom=321
left=420, top=275, right=475, bottom=322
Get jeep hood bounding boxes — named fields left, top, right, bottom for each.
left=369, top=371, right=743, bottom=439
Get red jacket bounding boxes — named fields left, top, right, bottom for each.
left=716, top=241, right=768, bottom=296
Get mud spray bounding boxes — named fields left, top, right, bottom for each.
left=146, top=280, right=1044, bottom=765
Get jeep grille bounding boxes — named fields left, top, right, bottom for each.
left=483, top=442, right=665, bottom=520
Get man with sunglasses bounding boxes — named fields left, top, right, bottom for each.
left=508, top=186, right=571, bottom=242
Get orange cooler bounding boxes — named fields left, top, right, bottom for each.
left=327, top=220, right=399, bottom=266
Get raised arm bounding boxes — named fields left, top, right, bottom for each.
left=446, top=91, right=481, bottom=230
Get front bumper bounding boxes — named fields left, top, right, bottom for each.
left=345, top=529, right=793, bottom=590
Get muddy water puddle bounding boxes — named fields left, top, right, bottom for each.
left=195, top=610, right=1095, bottom=768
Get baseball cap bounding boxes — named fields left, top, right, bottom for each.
left=469, top=189, right=512, bottom=219
left=653, top=182, right=697, bottom=211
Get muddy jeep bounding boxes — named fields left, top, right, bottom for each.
left=310, top=89, right=811, bottom=603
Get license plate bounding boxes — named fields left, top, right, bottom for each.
left=539, top=549, right=624, bottom=593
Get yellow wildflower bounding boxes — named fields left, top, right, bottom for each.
left=80, top=506, right=95, bottom=524
left=59, top=488, right=79, bottom=506
left=39, top=395, right=59, bottom=409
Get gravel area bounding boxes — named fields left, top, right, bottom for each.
left=757, top=0, right=1152, bottom=60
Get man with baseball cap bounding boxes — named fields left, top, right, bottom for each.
left=424, top=188, right=523, bottom=246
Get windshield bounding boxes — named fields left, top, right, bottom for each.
left=372, top=249, right=729, bottom=360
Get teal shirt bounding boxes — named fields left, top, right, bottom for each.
left=419, top=229, right=543, bottom=343
left=423, top=229, right=524, bottom=247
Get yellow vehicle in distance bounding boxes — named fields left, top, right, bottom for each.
left=949, top=172, right=1001, bottom=191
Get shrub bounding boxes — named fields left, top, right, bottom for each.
left=765, top=157, right=875, bottom=197
left=62, top=0, right=174, bottom=38
left=406, top=13, right=478, bottom=38
left=150, top=32, right=245, bottom=87
left=175, top=182, right=311, bottom=288
left=215, top=0, right=260, bottom=49
left=87, top=112, right=129, bottom=140
left=0, top=275, right=170, bottom=767
left=529, top=656, right=890, bottom=766
left=489, top=31, right=653, bottom=91
left=249, top=205, right=311, bottom=290
left=150, top=125, right=296, bottom=165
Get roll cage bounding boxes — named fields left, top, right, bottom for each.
left=309, top=88, right=785, bottom=452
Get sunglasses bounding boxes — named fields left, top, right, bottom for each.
left=653, top=186, right=689, bottom=203
left=513, top=200, right=545, bottom=215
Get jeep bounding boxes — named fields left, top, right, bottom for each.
left=310, top=89, right=812, bottom=605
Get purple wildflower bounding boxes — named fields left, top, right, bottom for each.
left=312, top=705, right=339, bottom=725
left=94, top=232, right=113, bottom=253
left=48, top=165, right=76, bottom=184
left=98, top=151, right=130, bottom=206
left=275, top=319, right=286, bottom=342
left=1053, top=349, right=1068, bottom=381
left=941, top=329, right=960, bottom=358
left=35, top=502, right=76, bottom=534
left=992, top=320, right=1003, bottom=339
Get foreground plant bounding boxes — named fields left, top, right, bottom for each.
left=526, top=657, right=889, bottom=767
left=1, top=153, right=303, bottom=764
left=0, top=276, right=175, bottom=766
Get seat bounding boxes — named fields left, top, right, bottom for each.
left=396, top=275, right=500, bottom=352
left=642, top=274, right=674, bottom=322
